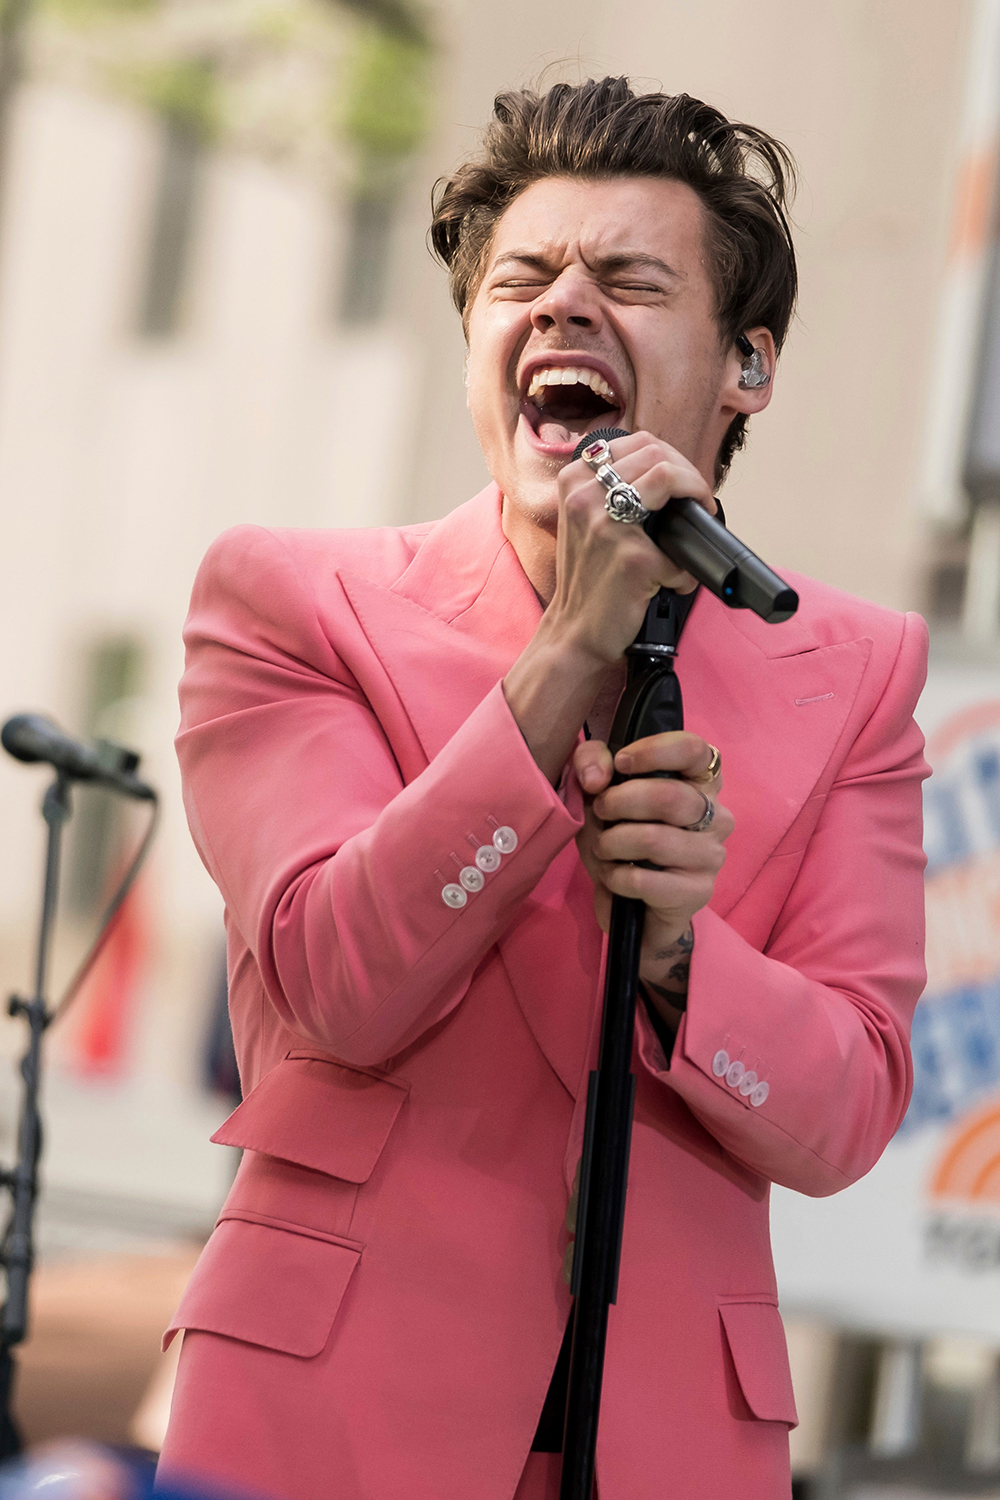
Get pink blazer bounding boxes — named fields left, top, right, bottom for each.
left=159, top=486, right=928, bottom=1500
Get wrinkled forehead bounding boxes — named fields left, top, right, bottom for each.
left=482, top=174, right=712, bottom=280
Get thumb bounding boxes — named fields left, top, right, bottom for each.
left=573, top=738, right=614, bottom=795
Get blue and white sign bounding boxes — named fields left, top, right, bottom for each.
left=771, top=664, right=1000, bottom=1338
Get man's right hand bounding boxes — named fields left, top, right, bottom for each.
left=502, top=431, right=717, bottom=783
left=546, top=430, right=715, bottom=659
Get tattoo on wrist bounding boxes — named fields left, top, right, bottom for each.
left=648, top=926, right=694, bottom=996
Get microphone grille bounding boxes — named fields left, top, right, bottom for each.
left=1, top=714, right=41, bottom=763
left=570, top=427, right=631, bottom=463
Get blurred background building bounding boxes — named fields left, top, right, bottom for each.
left=2, top=0, right=1000, bottom=1493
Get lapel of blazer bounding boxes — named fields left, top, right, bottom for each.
left=335, top=491, right=874, bottom=1102
left=678, top=587, right=873, bottom=916
left=336, top=486, right=542, bottom=766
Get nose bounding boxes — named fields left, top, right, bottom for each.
left=530, top=269, right=603, bottom=337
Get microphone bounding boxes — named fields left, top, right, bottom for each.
left=2, top=714, right=156, bottom=801
left=572, top=427, right=798, bottom=624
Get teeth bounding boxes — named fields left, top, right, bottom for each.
left=525, top=366, right=618, bottom=404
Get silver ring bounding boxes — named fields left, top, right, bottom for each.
left=581, top=439, right=651, bottom=525
left=604, top=481, right=650, bottom=525
left=684, top=790, right=716, bottom=833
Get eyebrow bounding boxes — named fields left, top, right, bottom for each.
left=489, top=249, right=682, bottom=279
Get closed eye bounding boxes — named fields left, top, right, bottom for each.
left=605, top=281, right=666, bottom=295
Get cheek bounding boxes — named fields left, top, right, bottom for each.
left=639, top=340, right=722, bottom=422
left=465, top=320, right=520, bottom=435
left=465, top=360, right=500, bottom=446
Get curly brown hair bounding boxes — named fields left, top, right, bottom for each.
left=430, top=77, right=798, bottom=481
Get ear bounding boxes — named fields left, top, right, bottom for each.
left=720, top=326, right=776, bottom=419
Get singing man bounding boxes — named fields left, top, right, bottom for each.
left=159, top=78, right=928, bottom=1500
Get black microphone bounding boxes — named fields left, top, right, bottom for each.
left=2, top=714, right=156, bottom=801
left=572, top=427, right=798, bottom=624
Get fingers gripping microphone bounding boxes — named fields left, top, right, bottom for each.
left=2, top=714, right=156, bottom=801
left=571, top=427, right=798, bottom=624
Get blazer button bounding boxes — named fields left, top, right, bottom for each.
left=475, top=845, right=502, bottom=873
left=493, top=826, right=518, bottom=854
left=738, top=1070, right=758, bottom=1097
left=750, top=1081, right=770, bottom=1108
left=725, top=1060, right=745, bottom=1089
left=441, top=883, right=467, bottom=909
left=459, top=866, right=485, bottom=893
left=712, top=1049, right=729, bottom=1077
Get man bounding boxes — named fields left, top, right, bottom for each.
left=159, top=79, right=927, bottom=1500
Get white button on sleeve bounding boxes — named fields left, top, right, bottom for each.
left=738, top=1070, right=758, bottom=1097
left=493, top=826, right=518, bottom=854
left=750, top=1081, right=770, bottom=1108
left=441, top=884, right=467, bottom=909
left=712, top=1050, right=729, bottom=1078
left=459, top=866, right=485, bottom=893
left=475, top=845, right=502, bottom=873
left=725, top=1060, right=745, bottom=1089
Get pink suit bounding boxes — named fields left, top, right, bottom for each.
left=160, top=485, right=928, bottom=1500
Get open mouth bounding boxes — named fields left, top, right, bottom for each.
left=520, top=364, right=624, bottom=453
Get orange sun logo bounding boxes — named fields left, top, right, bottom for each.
left=926, top=1095, right=1000, bottom=1270
left=930, top=1096, right=1000, bottom=1206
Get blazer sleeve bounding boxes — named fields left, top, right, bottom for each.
left=176, top=525, right=583, bottom=1065
left=637, top=610, right=929, bottom=1197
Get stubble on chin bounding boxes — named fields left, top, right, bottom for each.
left=500, top=464, right=563, bottom=539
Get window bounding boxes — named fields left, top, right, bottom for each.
left=137, top=120, right=203, bottom=339
left=337, top=192, right=396, bottom=325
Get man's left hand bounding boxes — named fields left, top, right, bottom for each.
left=573, top=732, right=733, bottom=1016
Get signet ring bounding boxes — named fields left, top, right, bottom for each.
left=580, top=439, right=650, bottom=526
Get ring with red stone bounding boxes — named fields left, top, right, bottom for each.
left=580, top=439, right=650, bottom=524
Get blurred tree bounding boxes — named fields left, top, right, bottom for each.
left=0, top=0, right=32, bottom=231
left=0, top=0, right=435, bottom=323
left=335, top=0, right=426, bottom=45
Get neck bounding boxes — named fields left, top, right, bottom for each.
left=500, top=493, right=558, bottom=606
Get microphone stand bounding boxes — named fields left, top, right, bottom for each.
left=0, top=735, right=158, bottom=1455
left=559, top=586, right=694, bottom=1500
left=0, top=771, right=69, bottom=1457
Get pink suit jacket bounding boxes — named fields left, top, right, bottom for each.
left=160, top=485, right=928, bottom=1500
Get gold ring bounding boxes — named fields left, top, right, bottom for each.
left=691, top=743, right=722, bottom=784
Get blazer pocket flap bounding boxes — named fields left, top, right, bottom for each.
left=211, top=1055, right=407, bottom=1182
left=719, top=1300, right=798, bottom=1426
left=165, top=1215, right=361, bottom=1358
